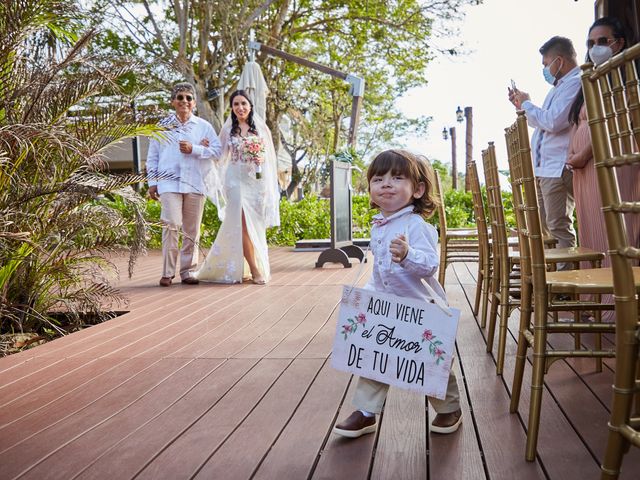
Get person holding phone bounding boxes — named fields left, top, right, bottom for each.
left=508, top=36, right=582, bottom=266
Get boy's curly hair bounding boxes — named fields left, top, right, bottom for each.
left=366, top=149, right=439, bottom=219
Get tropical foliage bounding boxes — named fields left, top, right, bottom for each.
left=96, top=0, right=483, bottom=196
left=0, top=0, right=159, bottom=337
left=139, top=185, right=483, bottom=248
left=0, top=0, right=488, bottom=352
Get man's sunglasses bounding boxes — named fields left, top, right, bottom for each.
left=176, top=94, right=194, bottom=102
left=587, top=37, right=618, bottom=49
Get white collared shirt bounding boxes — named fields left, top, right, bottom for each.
left=146, top=114, right=222, bottom=194
left=365, top=206, right=446, bottom=303
left=522, top=66, right=581, bottom=178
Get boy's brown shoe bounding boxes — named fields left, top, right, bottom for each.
left=159, top=277, right=172, bottom=287
left=431, top=408, right=462, bottom=434
left=333, top=411, right=377, bottom=438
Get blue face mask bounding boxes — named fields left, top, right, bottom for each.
left=543, top=57, right=560, bottom=85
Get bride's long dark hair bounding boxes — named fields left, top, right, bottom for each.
left=230, top=90, right=258, bottom=137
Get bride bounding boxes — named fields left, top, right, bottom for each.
left=196, top=90, right=280, bottom=284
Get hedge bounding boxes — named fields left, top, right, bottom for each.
left=142, top=189, right=511, bottom=248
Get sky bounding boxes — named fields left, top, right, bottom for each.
left=396, top=0, right=595, bottom=181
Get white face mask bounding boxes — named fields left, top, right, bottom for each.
left=589, top=45, right=614, bottom=65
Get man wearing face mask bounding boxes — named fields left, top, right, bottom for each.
left=508, top=36, right=581, bottom=261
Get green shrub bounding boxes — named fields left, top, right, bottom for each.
left=144, top=200, right=162, bottom=249
left=267, top=195, right=330, bottom=245
left=443, top=189, right=476, bottom=227
left=500, top=189, right=516, bottom=228
left=200, top=201, right=223, bottom=247
left=352, top=195, right=375, bottom=238
left=142, top=187, right=497, bottom=248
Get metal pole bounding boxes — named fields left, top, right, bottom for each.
left=131, top=101, right=141, bottom=192
left=347, top=95, right=362, bottom=148
left=450, top=126, right=458, bottom=190
left=464, top=106, right=473, bottom=191
left=249, top=41, right=363, bottom=149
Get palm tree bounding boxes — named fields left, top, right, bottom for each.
left=0, top=0, right=159, bottom=337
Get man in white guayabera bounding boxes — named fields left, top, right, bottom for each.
left=508, top=37, right=581, bottom=269
left=146, top=82, right=222, bottom=287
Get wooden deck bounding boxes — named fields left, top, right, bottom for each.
left=1, top=247, right=639, bottom=479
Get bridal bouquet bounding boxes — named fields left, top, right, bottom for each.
left=241, top=136, right=265, bottom=179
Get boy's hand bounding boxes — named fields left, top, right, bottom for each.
left=390, top=234, right=409, bottom=263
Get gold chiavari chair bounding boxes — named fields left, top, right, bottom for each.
left=580, top=43, right=640, bottom=480
left=469, top=158, right=524, bottom=328
left=482, top=143, right=522, bottom=374
left=505, top=119, right=608, bottom=357
left=467, top=160, right=492, bottom=327
left=482, top=132, right=606, bottom=378
left=433, top=171, right=480, bottom=288
left=508, top=110, right=621, bottom=462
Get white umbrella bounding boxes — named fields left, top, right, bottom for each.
left=238, top=61, right=269, bottom=120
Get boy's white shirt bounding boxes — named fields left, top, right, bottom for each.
left=365, top=205, right=446, bottom=303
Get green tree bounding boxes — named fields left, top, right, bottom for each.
left=99, top=0, right=482, bottom=195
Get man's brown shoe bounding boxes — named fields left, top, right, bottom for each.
left=431, top=408, right=462, bottom=434
left=333, top=411, right=377, bottom=438
left=181, top=276, right=199, bottom=285
left=159, top=277, right=172, bottom=287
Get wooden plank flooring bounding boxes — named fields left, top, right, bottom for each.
left=1, top=247, right=639, bottom=479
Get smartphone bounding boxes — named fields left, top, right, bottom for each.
left=510, top=79, right=517, bottom=91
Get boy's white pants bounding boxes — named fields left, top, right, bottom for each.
left=352, top=366, right=461, bottom=414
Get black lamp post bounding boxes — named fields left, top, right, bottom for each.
left=455, top=105, right=473, bottom=191
left=442, top=125, right=457, bottom=190
left=456, top=106, right=464, bottom=123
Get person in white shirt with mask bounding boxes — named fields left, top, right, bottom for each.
left=147, top=82, right=222, bottom=287
left=508, top=37, right=582, bottom=265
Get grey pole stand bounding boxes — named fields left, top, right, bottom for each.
left=315, top=160, right=365, bottom=268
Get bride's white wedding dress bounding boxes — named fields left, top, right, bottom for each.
left=196, top=117, right=280, bottom=283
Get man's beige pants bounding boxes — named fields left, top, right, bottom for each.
left=537, top=169, right=576, bottom=270
left=160, top=192, right=205, bottom=280
left=352, top=368, right=461, bottom=414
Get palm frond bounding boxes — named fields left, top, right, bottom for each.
left=1, top=0, right=158, bottom=337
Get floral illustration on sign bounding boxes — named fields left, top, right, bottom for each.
left=421, top=329, right=446, bottom=365
left=341, top=312, right=367, bottom=339
left=340, top=289, right=362, bottom=309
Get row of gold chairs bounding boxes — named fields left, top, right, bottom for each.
left=503, top=111, right=617, bottom=461
left=479, top=143, right=601, bottom=375
left=462, top=43, right=640, bottom=476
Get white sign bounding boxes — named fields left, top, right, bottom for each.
left=331, top=286, right=460, bottom=399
